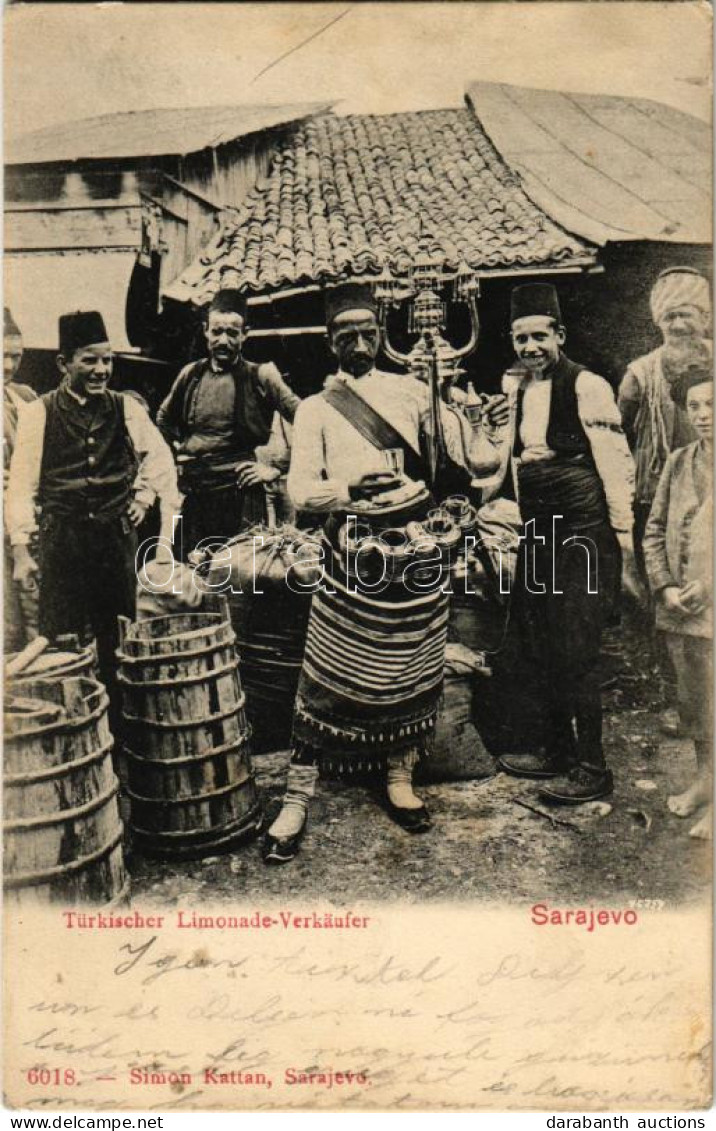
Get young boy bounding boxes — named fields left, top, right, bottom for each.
left=643, top=367, right=713, bottom=839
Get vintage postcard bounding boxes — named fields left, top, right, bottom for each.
left=2, top=1, right=712, bottom=1116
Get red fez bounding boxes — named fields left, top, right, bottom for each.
left=510, top=283, right=562, bottom=325
left=59, top=311, right=109, bottom=356
left=208, top=289, right=247, bottom=321
left=325, top=282, right=378, bottom=327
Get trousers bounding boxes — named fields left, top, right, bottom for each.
left=664, top=633, right=713, bottom=756
left=39, top=513, right=137, bottom=704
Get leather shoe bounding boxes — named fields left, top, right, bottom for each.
left=261, top=814, right=307, bottom=864
left=538, top=765, right=614, bottom=804
left=498, top=752, right=567, bottom=780
left=385, top=799, right=432, bottom=833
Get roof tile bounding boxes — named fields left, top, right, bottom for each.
left=168, top=108, right=593, bottom=301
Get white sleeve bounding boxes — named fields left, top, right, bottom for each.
left=577, top=371, right=635, bottom=534
left=123, top=396, right=183, bottom=540
left=287, top=398, right=351, bottom=514
left=5, top=399, right=46, bottom=546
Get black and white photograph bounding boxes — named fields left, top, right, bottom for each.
left=2, top=1, right=712, bottom=1114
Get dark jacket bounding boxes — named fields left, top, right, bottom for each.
left=156, top=357, right=299, bottom=453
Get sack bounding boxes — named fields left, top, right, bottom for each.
left=207, top=524, right=324, bottom=592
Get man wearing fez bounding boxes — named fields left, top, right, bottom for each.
left=4, top=307, right=39, bottom=651
left=618, top=266, right=711, bottom=574
left=156, top=288, right=299, bottom=556
left=7, top=310, right=180, bottom=693
left=262, top=281, right=500, bottom=864
left=496, top=283, right=635, bottom=803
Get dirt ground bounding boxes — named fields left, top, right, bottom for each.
left=128, top=610, right=711, bottom=908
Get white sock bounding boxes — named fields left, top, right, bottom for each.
left=387, top=749, right=423, bottom=810
left=268, top=763, right=318, bottom=838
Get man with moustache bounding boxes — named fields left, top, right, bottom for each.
left=156, top=289, right=299, bottom=557
left=262, top=281, right=501, bottom=864
left=618, top=267, right=711, bottom=574
left=496, top=284, right=635, bottom=803
left=7, top=310, right=180, bottom=695
left=618, top=266, right=711, bottom=735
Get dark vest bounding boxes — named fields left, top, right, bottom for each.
left=182, top=358, right=274, bottom=453
left=39, top=387, right=134, bottom=518
left=513, top=354, right=593, bottom=460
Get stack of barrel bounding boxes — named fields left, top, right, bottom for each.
left=117, top=595, right=261, bottom=859
left=4, top=637, right=128, bottom=907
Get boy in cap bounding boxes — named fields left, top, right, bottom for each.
left=156, top=289, right=299, bottom=556
left=6, top=310, right=180, bottom=698
left=3, top=307, right=39, bottom=650
left=496, top=283, right=635, bottom=803
left=643, top=366, right=713, bottom=839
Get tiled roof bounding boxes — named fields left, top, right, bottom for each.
left=467, top=82, right=712, bottom=245
left=166, top=109, right=593, bottom=302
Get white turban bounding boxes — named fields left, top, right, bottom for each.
left=650, top=267, right=711, bottom=325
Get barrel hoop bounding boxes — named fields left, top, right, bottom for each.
left=4, top=689, right=110, bottom=742
left=104, top=877, right=131, bottom=909
left=118, top=617, right=234, bottom=658
left=116, top=633, right=236, bottom=667
left=4, top=780, right=120, bottom=831
left=10, top=653, right=95, bottom=683
left=131, top=801, right=261, bottom=844
left=117, top=657, right=240, bottom=690
left=124, top=732, right=252, bottom=768
left=126, top=773, right=253, bottom=808
left=121, top=695, right=246, bottom=730
left=3, top=737, right=115, bottom=785
left=3, top=826, right=124, bottom=889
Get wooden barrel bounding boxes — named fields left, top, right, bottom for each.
left=222, top=588, right=311, bottom=754
left=205, top=530, right=317, bottom=754
left=117, top=599, right=261, bottom=859
left=3, top=676, right=128, bottom=908
left=6, top=636, right=97, bottom=689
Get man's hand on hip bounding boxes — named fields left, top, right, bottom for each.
left=236, top=461, right=281, bottom=488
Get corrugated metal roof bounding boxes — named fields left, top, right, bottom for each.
left=166, top=109, right=593, bottom=303
left=5, top=102, right=334, bottom=166
left=466, top=81, right=712, bottom=245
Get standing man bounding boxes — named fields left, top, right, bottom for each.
left=156, top=289, right=299, bottom=557
left=262, top=282, right=496, bottom=864
left=496, top=284, right=635, bottom=803
left=4, top=307, right=38, bottom=651
left=7, top=310, right=181, bottom=700
left=618, top=267, right=711, bottom=573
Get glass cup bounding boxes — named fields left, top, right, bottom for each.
left=382, top=448, right=405, bottom=478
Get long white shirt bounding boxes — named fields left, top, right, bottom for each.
left=6, top=391, right=182, bottom=546
left=287, top=369, right=468, bottom=514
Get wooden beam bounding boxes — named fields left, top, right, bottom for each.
left=161, top=173, right=223, bottom=212
left=5, top=206, right=142, bottom=251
